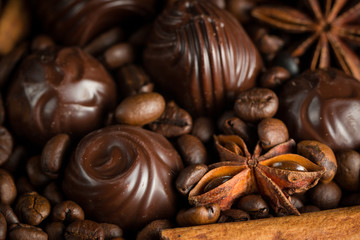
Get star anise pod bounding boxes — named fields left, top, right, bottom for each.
left=188, top=135, right=325, bottom=215
left=252, top=0, right=360, bottom=80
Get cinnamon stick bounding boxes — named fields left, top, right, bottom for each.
left=161, top=206, right=360, bottom=240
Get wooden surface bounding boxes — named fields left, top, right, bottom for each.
left=161, top=206, right=360, bottom=240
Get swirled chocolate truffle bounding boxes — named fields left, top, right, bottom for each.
left=143, top=0, right=263, bottom=116
left=62, top=125, right=183, bottom=231
left=6, top=47, right=117, bottom=146
left=35, top=0, right=157, bottom=46
left=278, top=69, right=360, bottom=151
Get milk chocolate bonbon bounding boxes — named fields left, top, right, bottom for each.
left=62, top=125, right=183, bottom=231
left=6, top=47, right=117, bottom=146
left=144, top=0, right=262, bottom=116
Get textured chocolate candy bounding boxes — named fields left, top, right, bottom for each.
left=278, top=69, right=360, bottom=151
left=6, top=47, right=117, bottom=146
left=62, top=125, right=183, bottom=231
left=143, top=0, right=262, bottom=116
left=35, top=0, right=157, bottom=46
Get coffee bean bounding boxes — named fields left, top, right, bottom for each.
left=116, top=64, right=154, bottom=98
left=272, top=51, right=299, bottom=76
left=26, top=156, right=51, bottom=187
left=136, top=219, right=172, bottom=240
left=308, top=181, right=342, bottom=210
left=42, top=182, right=63, bottom=206
left=41, top=133, right=70, bottom=179
left=148, top=101, right=192, bottom=138
left=176, top=204, right=221, bottom=227
left=0, top=94, right=4, bottom=126
left=176, top=164, right=208, bottom=195
left=299, top=205, right=320, bottom=213
left=226, top=0, right=255, bottom=23
left=257, top=118, right=289, bottom=150
left=45, top=221, right=65, bottom=240
left=52, top=201, right=85, bottom=223
left=0, top=204, right=19, bottom=225
left=191, top=117, right=214, bottom=143
left=0, top=169, right=16, bottom=205
left=100, top=223, right=123, bottom=240
left=237, top=195, right=270, bottom=219
left=65, top=220, right=105, bottom=240
left=2, top=145, right=27, bottom=174
left=115, top=92, right=166, bottom=126
left=31, top=35, right=55, bottom=52
left=259, top=67, right=290, bottom=89
left=222, top=117, right=257, bottom=147
left=104, top=43, right=134, bottom=69
left=8, top=223, right=48, bottom=240
left=335, top=150, right=360, bottom=192
left=290, top=196, right=304, bottom=210
left=177, top=134, right=207, bottom=165
left=0, top=212, right=6, bottom=240
left=0, top=126, right=13, bottom=166
left=84, top=27, right=123, bottom=56
left=16, top=176, right=35, bottom=195
left=234, top=88, right=278, bottom=122
left=15, top=192, right=51, bottom=225
left=218, top=209, right=250, bottom=223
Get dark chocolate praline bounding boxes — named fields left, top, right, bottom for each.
left=278, top=69, right=360, bottom=151
left=62, top=125, right=184, bottom=232
left=6, top=47, right=117, bottom=146
left=143, top=0, right=263, bottom=116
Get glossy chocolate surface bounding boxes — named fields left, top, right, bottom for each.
left=278, top=69, right=360, bottom=151
left=35, top=0, right=157, bottom=46
left=6, top=47, right=117, bottom=146
left=62, top=125, right=183, bottom=231
left=143, top=0, right=262, bottom=116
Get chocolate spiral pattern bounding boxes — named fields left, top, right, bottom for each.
left=143, top=0, right=263, bottom=116
left=278, top=69, right=360, bottom=151
left=62, top=125, right=184, bottom=231
left=35, top=0, right=157, bottom=46
left=6, top=47, right=117, bottom=146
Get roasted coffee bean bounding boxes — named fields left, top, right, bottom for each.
left=217, top=209, right=250, bottom=223
left=272, top=51, right=299, bottom=76
left=104, top=43, right=134, bottom=69
left=65, top=220, right=105, bottom=240
left=176, top=204, right=220, bottom=227
left=237, top=195, right=270, bottom=219
left=2, top=145, right=27, bottom=174
left=0, top=212, right=6, bottom=240
left=31, top=35, right=55, bottom=51
left=26, top=156, right=51, bottom=187
left=191, top=117, right=214, bottom=143
left=42, top=182, right=63, bottom=206
left=176, top=164, right=208, bottom=195
left=0, top=204, right=19, bottom=224
left=177, top=134, right=207, bottom=165
left=308, top=181, right=342, bottom=210
left=0, top=126, right=13, bottom=166
left=340, top=193, right=360, bottom=207
left=136, top=219, right=172, bottom=240
left=115, top=92, right=165, bottom=126
left=84, top=27, right=123, bottom=55
left=290, top=196, right=304, bottom=210
left=41, top=133, right=70, bottom=179
left=251, top=27, right=284, bottom=58
left=8, top=223, right=48, bottom=240
left=52, top=200, right=85, bottom=223
left=260, top=67, right=290, bottom=89
left=100, top=223, right=123, bottom=240
left=45, top=221, right=65, bottom=240
left=335, top=150, right=360, bottom=192
left=257, top=118, right=289, bottom=150
left=15, top=192, right=51, bottom=225
left=0, top=169, right=16, bottom=204
left=299, top=205, right=320, bottom=213
left=234, top=88, right=278, bottom=122
left=148, top=101, right=192, bottom=138
left=117, top=64, right=154, bottom=98
left=16, top=176, right=35, bottom=195
left=222, top=117, right=257, bottom=146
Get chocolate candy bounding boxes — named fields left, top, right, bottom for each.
left=62, top=125, right=183, bottom=231
left=144, top=0, right=262, bottom=116
left=6, top=47, right=117, bottom=146
left=278, top=69, right=360, bottom=151
left=35, top=0, right=157, bottom=46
